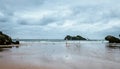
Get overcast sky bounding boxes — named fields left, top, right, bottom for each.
left=0, top=0, right=120, bottom=39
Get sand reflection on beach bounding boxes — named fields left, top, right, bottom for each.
left=0, top=41, right=120, bottom=69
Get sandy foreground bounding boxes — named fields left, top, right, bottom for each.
left=0, top=59, right=47, bottom=69
left=0, top=55, right=120, bottom=69
left=0, top=42, right=120, bottom=69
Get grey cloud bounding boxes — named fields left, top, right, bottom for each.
left=39, top=17, right=58, bottom=25
left=17, top=11, right=66, bottom=26
left=98, top=27, right=120, bottom=39
left=0, top=0, right=45, bottom=12
left=18, top=17, right=59, bottom=26
left=69, top=5, right=120, bottom=24
left=0, top=0, right=120, bottom=39
left=18, top=20, right=28, bottom=25
left=0, top=18, right=8, bottom=22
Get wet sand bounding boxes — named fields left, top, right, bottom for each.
left=0, top=59, right=49, bottom=69
left=0, top=41, right=120, bottom=69
left=1, top=57, right=120, bottom=69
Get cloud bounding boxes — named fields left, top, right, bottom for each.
left=0, top=0, right=120, bottom=39
left=0, top=0, right=44, bottom=11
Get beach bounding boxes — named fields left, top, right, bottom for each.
left=0, top=41, right=120, bottom=69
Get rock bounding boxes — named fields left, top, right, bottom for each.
left=0, top=31, right=12, bottom=45
left=0, top=31, right=19, bottom=45
left=105, top=35, right=120, bottom=43
left=64, top=35, right=86, bottom=40
left=12, top=41, right=20, bottom=44
left=64, top=35, right=71, bottom=40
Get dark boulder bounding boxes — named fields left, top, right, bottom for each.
left=64, top=35, right=86, bottom=40
left=64, top=35, right=72, bottom=40
left=0, top=31, right=19, bottom=45
left=12, top=41, right=20, bottom=44
left=0, top=31, right=12, bottom=45
left=105, top=35, right=120, bottom=43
